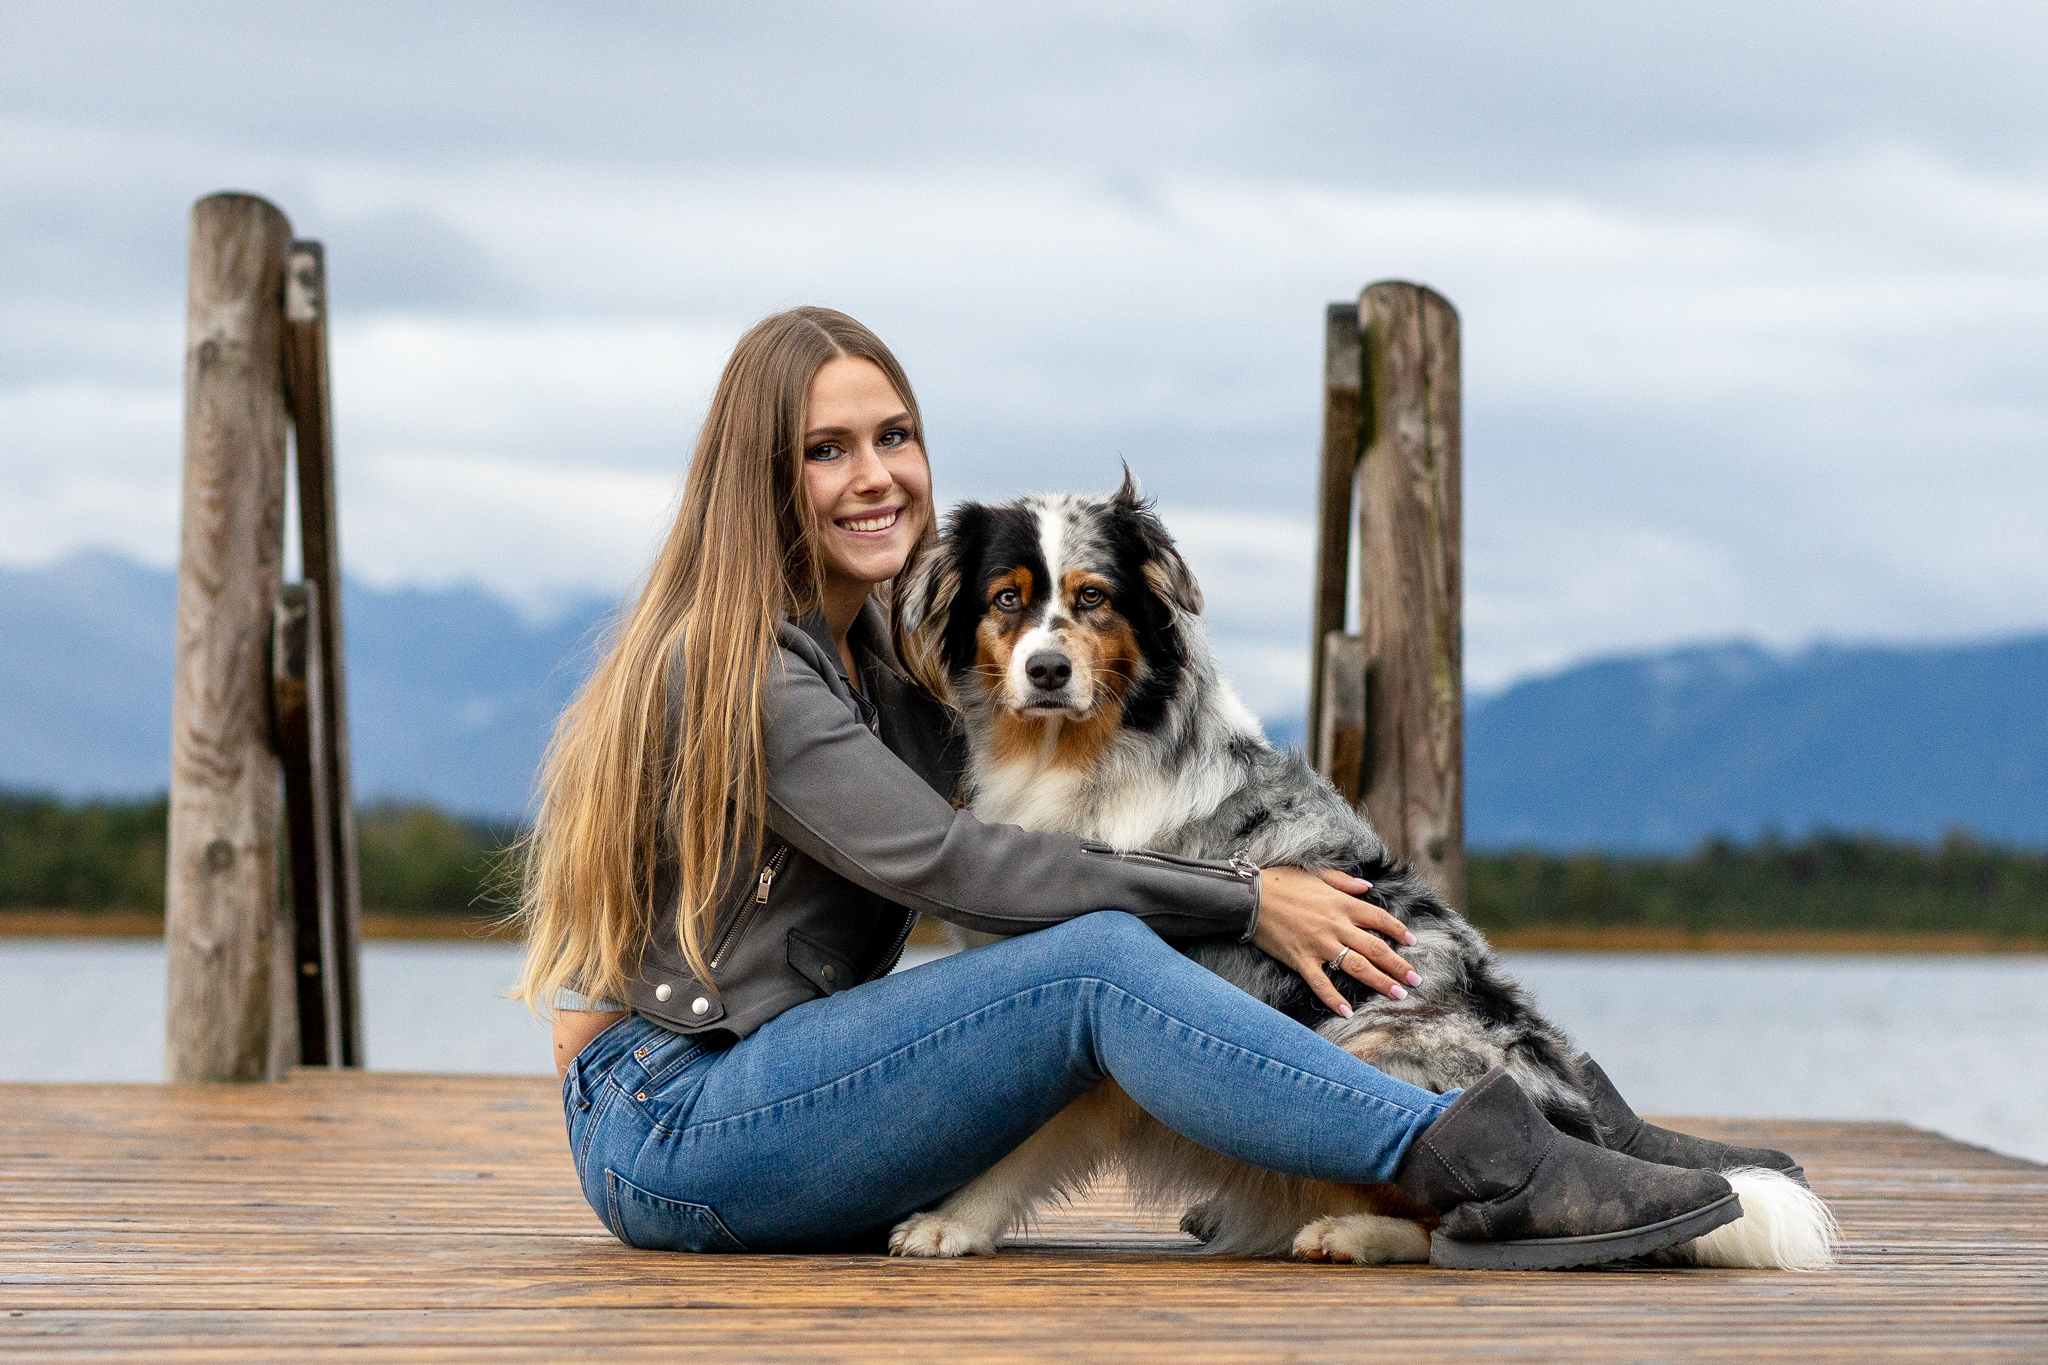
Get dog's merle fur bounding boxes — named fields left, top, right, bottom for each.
left=887, top=474, right=1599, bottom=1260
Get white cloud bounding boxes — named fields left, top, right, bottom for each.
left=331, top=316, right=729, bottom=464
left=340, top=451, right=676, bottom=616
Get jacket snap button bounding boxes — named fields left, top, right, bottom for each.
left=654, top=984, right=672, bottom=1002
left=634, top=1048, right=647, bottom=1060
left=635, top=1091, right=647, bottom=1102
left=691, top=996, right=711, bottom=1015
left=822, top=964, right=837, bottom=983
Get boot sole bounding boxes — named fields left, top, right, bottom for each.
left=1428, top=1192, right=1743, bottom=1271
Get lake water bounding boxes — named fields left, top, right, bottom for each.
left=4, top=940, right=2042, bottom=1164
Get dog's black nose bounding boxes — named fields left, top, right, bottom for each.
left=1025, top=651, right=1072, bottom=690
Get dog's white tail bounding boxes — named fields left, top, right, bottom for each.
left=1665, top=1167, right=1839, bottom=1270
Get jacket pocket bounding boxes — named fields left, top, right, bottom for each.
left=786, top=926, right=861, bottom=995
left=605, top=1170, right=748, bottom=1253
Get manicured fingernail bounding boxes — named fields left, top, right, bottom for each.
left=1402, top=931, right=1417, bottom=945
left=1361, top=880, right=1374, bottom=889
left=1338, top=1002, right=1354, bottom=1018
left=1405, top=971, right=1421, bottom=987
left=1388, top=984, right=1407, bottom=1000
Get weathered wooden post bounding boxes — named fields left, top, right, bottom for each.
left=166, top=194, right=295, bottom=1082
left=274, top=581, right=340, bottom=1062
left=1309, top=282, right=1465, bottom=907
left=167, top=194, right=363, bottom=1080
left=1308, top=303, right=1362, bottom=755
left=283, top=242, right=365, bottom=1066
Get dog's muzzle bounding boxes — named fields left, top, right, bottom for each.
left=1020, top=648, right=1082, bottom=711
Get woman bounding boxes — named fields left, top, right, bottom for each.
left=513, top=307, right=1736, bottom=1268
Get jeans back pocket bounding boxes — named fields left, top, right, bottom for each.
left=605, top=1170, right=748, bottom=1253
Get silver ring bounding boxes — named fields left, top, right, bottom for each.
left=1326, top=946, right=1351, bottom=973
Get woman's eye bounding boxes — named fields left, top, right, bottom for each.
left=879, top=428, right=908, bottom=448
left=805, top=442, right=842, bottom=461
left=1076, top=587, right=1105, bottom=609
left=994, top=589, right=1021, bottom=611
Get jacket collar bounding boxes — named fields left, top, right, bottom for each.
left=789, top=596, right=900, bottom=681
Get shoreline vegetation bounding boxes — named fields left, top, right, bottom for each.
left=5, top=791, right=2046, bottom=952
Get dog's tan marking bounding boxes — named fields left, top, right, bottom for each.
left=1060, top=568, right=1110, bottom=604
left=975, top=566, right=1040, bottom=768
left=985, top=565, right=1035, bottom=610
left=1141, top=557, right=1201, bottom=614
left=972, top=567, right=1038, bottom=755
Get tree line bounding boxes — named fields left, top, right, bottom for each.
left=2, top=790, right=2044, bottom=940
left=0, top=791, right=517, bottom=921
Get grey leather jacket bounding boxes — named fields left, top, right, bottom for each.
left=622, top=600, right=1261, bottom=1038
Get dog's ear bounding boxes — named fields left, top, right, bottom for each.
left=895, top=537, right=959, bottom=699
left=894, top=503, right=981, bottom=698
left=1110, top=466, right=1203, bottom=617
left=1112, top=462, right=1145, bottom=512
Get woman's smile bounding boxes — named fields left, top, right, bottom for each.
left=836, top=505, right=903, bottom=535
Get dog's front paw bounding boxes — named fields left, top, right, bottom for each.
left=1291, top=1214, right=1430, bottom=1265
left=888, top=1211, right=998, bottom=1258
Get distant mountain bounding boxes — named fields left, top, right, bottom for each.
left=1467, top=638, right=2048, bottom=850
left=3, top=554, right=2044, bottom=847
left=0, top=552, right=614, bottom=818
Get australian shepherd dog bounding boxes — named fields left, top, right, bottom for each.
left=888, top=473, right=1835, bottom=1270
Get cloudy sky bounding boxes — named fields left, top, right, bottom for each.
left=5, top=1, right=2046, bottom=714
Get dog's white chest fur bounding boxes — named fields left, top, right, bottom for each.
left=972, top=758, right=1187, bottom=852
left=968, top=719, right=1240, bottom=854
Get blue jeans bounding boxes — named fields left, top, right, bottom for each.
left=563, top=911, right=1457, bottom=1252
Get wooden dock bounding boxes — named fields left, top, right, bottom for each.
left=3, top=1072, right=2043, bottom=1361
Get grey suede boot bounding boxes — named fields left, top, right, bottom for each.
left=1394, top=1067, right=1743, bottom=1270
left=1577, top=1054, right=1808, bottom=1187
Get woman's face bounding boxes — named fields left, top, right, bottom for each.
left=802, top=355, right=931, bottom=595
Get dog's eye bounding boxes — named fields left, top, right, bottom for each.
left=993, top=588, right=1021, bottom=611
left=1075, top=586, right=1106, bottom=609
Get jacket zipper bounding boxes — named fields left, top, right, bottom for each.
left=1078, top=841, right=1258, bottom=883
left=863, top=909, right=918, bottom=984
left=708, top=842, right=788, bottom=971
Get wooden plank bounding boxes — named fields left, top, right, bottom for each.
left=1, top=1073, right=2044, bottom=1361
left=1304, top=302, right=1362, bottom=741
left=165, top=192, right=295, bottom=1084
left=283, top=239, right=365, bottom=1067
left=273, top=582, right=343, bottom=1064
left=1356, top=281, right=1464, bottom=906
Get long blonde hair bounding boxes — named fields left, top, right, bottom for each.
left=513, top=307, right=931, bottom=1011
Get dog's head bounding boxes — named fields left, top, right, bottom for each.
left=900, top=469, right=1201, bottom=738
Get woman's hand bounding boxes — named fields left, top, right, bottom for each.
left=1252, top=867, right=1419, bottom=1018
